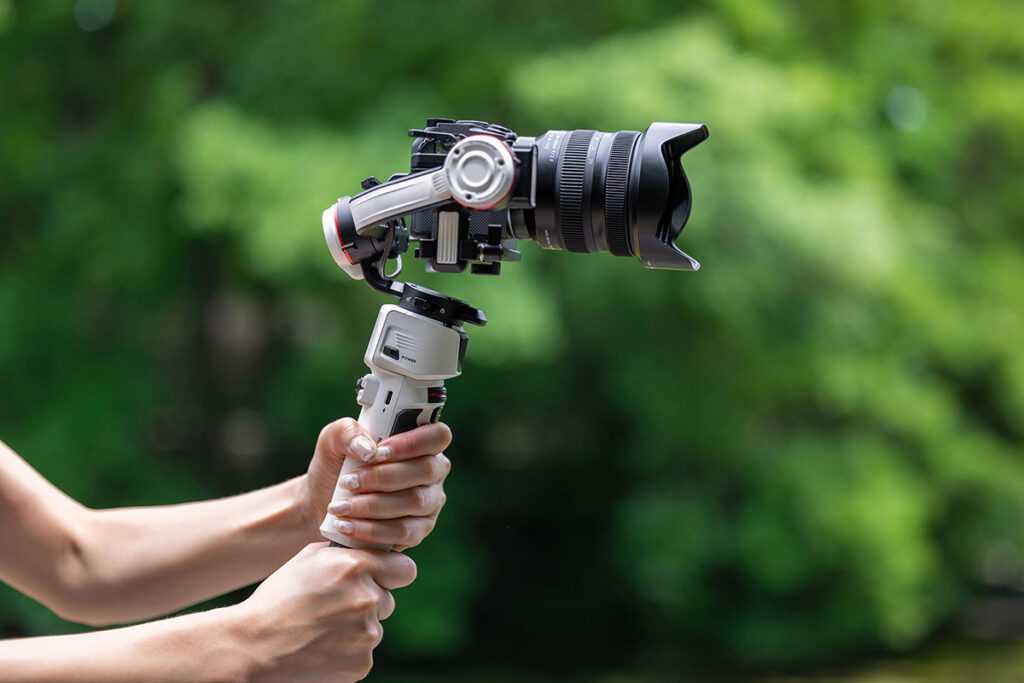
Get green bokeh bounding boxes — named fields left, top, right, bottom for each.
left=1, top=0, right=1022, bottom=676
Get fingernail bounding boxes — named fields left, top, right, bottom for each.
left=373, top=445, right=392, bottom=463
left=341, top=473, right=360, bottom=490
left=333, top=519, right=354, bottom=534
left=349, top=435, right=377, bottom=462
left=328, top=500, right=351, bottom=516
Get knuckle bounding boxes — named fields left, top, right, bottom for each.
left=425, top=457, right=443, bottom=481
left=319, top=418, right=360, bottom=456
left=410, top=486, right=429, bottom=510
left=436, top=453, right=452, bottom=478
left=353, top=654, right=374, bottom=679
left=363, top=620, right=383, bottom=646
left=380, top=592, right=396, bottom=619
left=341, top=553, right=371, bottom=578
left=439, top=490, right=448, bottom=508
left=331, top=555, right=360, bottom=583
left=359, top=467, right=380, bottom=490
left=410, top=519, right=435, bottom=545
left=351, top=588, right=380, bottom=614
left=395, top=523, right=415, bottom=545
left=395, top=554, right=417, bottom=584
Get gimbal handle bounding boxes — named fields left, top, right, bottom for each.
left=319, top=294, right=478, bottom=549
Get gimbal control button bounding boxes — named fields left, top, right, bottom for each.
left=391, top=409, right=422, bottom=436
left=355, top=374, right=379, bottom=407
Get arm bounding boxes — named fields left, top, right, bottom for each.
left=0, top=544, right=418, bottom=683
left=0, top=606, right=249, bottom=683
left=0, top=419, right=451, bottom=626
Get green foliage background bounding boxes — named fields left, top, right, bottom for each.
left=1, top=0, right=1023, bottom=677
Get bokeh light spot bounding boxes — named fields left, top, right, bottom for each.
left=0, top=0, right=12, bottom=34
left=885, top=85, right=929, bottom=132
left=74, top=0, right=116, bottom=31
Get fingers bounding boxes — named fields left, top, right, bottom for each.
left=329, top=485, right=445, bottom=520
left=337, top=453, right=451, bottom=494
left=331, top=516, right=437, bottom=550
left=346, top=550, right=417, bottom=591
left=376, top=422, right=452, bottom=463
left=316, top=417, right=381, bottom=465
left=316, top=419, right=451, bottom=467
left=377, top=590, right=396, bottom=621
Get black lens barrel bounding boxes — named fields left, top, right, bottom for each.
left=528, top=128, right=642, bottom=258
left=519, top=123, right=705, bottom=270
left=411, top=119, right=708, bottom=271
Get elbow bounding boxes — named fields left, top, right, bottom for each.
left=46, top=568, right=137, bottom=627
left=49, top=600, right=123, bottom=628
left=47, top=509, right=126, bottom=627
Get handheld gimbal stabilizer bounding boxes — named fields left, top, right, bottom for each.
left=319, top=118, right=708, bottom=548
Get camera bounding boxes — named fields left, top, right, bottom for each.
left=318, top=117, right=709, bottom=546
left=323, top=118, right=708, bottom=288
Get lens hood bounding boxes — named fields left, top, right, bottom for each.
left=629, top=122, right=709, bottom=270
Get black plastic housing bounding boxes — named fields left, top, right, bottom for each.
left=509, top=121, right=709, bottom=270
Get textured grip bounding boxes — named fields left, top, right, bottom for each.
left=348, top=167, right=451, bottom=234
left=320, top=303, right=462, bottom=549
left=319, top=371, right=443, bottom=549
left=605, top=131, right=639, bottom=257
left=556, top=130, right=595, bottom=253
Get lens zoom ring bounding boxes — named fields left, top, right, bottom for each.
left=556, top=130, right=593, bottom=253
left=605, top=131, right=638, bottom=257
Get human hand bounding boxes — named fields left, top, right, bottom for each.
left=303, top=418, right=452, bottom=550
left=232, top=542, right=416, bottom=682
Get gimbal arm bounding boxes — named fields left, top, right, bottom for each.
left=349, top=168, right=452, bottom=234
left=323, top=134, right=518, bottom=281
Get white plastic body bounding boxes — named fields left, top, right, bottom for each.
left=322, top=206, right=365, bottom=280
left=320, top=304, right=465, bottom=548
left=350, top=169, right=452, bottom=233
left=321, top=135, right=518, bottom=282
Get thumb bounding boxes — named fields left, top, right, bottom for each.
left=315, top=417, right=382, bottom=465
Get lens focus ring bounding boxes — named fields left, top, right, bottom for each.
left=604, top=131, right=639, bottom=257
left=556, top=130, right=594, bottom=253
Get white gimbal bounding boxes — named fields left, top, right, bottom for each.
left=317, top=132, right=506, bottom=548
left=317, top=118, right=708, bottom=548
left=317, top=283, right=484, bottom=548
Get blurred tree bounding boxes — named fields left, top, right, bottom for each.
left=1, top=0, right=1022, bottom=675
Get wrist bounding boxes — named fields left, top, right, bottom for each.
left=198, top=605, right=261, bottom=683
left=292, top=474, right=327, bottom=544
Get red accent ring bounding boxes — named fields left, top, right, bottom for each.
left=334, top=203, right=355, bottom=265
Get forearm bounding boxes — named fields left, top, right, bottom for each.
left=65, top=476, right=318, bottom=625
left=0, top=607, right=252, bottom=683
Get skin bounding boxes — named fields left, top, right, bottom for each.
left=0, top=418, right=452, bottom=682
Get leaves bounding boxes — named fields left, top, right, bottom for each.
left=1, top=0, right=1022, bottom=672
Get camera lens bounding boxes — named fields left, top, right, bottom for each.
left=511, top=122, right=709, bottom=270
